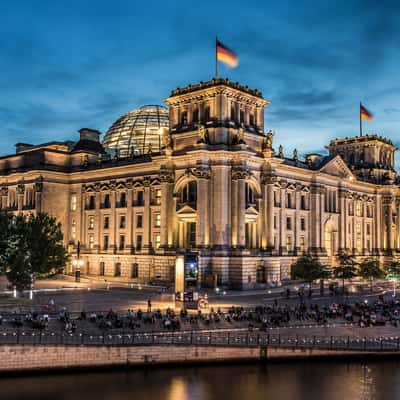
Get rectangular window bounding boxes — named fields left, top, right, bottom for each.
left=71, top=219, right=76, bottom=240
left=103, top=235, right=109, bottom=250
left=114, top=263, right=121, bottom=277
left=136, top=235, right=142, bottom=251
left=88, top=216, right=94, bottom=230
left=99, top=262, right=105, bottom=276
left=273, top=215, right=277, bottom=229
left=119, top=192, right=127, bottom=207
left=155, top=189, right=162, bottom=205
left=88, top=234, right=94, bottom=249
left=286, top=217, right=292, bottom=230
left=88, top=195, right=95, bottom=210
left=104, top=216, right=110, bottom=229
left=286, top=236, right=292, bottom=252
left=155, top=234, right=161, bottom=249
left=300, top=218, right=306, bottom=231
left=300, top=195, right=306, bottom=210
left=155, top=213, right=161, bottom=227
left=286, top=193, right=292, bottom=208
left=119, top=235, right=125, bottom=250
left=136, top=191, right=144, bottom=206
left=70, top=195, right=77, bottom=211
left=131, top=263, right=139, bottom=279
left=356, top=202, right=362, bottom=217
left=188, top=222, right=196, bottom=247
left=356, top=222, right=361, bottom=235
left=299, top=236, right=305, bottom=253
left=120, top=215, right=126, bottom=229
left=274, top=191, right=280, bottom=207
left=366, top=224, right=371, bottom=235
left=137, top=214, right=143, bottom=228
left=104, top=194, right=111, bottom=209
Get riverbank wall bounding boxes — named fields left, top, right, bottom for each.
left=0, top=344, right=399, bottom=373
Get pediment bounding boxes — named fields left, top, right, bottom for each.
left=176, top=204, right=196, bottom=215
left=319, top=155, right=354, bottom=179
left=245, top=206, right=259, bottom=216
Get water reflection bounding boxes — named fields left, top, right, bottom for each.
left=1, top=361, right=399, bottom=400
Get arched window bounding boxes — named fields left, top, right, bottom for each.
left=180, top=181, right=197, bottom=207
left=245, top=183, right=255, bottom=207
left=204, top=105, right=210, bottom=122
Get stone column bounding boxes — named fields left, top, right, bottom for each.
left=310, top=184, right=319, bottom=254
left=262, top=174, right=275, bottom=252
left=234, top=169, right=247, bottom=248
left=279, top=184, right=287, bottom=255
left=159, top=168, right=174, bottom=249
left=338, top=188, right=347, bottom=252
left=17, top=183, right=24, bottom=212
left=231, top=178, right=238, bottom=247
left=212, top=164, right=230, bottom=249
left=126, top=184, right=133, bottom=252
left=0, top=186, right=8, bottom=211
left=373, top=194, right=381, bottom=254
left=94, top=189, right=101, bottom=251
left=143, top=178, right=152, bottom=252
left=109, top=188, right=117, bottom=253
left=194, top=167, right=211, bottom=248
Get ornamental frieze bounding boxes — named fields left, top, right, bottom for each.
left=17, top=183, right=25, bottom=194
left=159, top=168, right=175, bottom=183
left=260, top=173, right=276, bottom=185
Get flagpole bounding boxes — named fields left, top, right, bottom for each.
left=359, top=102, right=362, bottom=136
left=215, top=37, right=218, bottom=79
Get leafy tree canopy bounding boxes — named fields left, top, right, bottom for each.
left=291, top=254, right=331, bottom=283
left=0, top=212, right=68, bottom=291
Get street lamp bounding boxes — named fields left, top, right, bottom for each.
left=72, top=240, right=84, bottom=282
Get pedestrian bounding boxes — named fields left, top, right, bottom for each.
left=147, top=299, right=152, bottom=312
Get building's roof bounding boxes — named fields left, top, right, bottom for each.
left=170, top=78, right=264, bottom=99
left=102, top=105, right=169, bottom=157
left=329, top=134, right=394, bottom=147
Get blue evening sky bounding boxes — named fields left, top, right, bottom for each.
left=0, top=0, right=399, bottom=163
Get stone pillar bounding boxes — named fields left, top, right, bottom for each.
left=262, top=174, right=275, bottom=252
left=0, top=186, right=8, bottom=211
left=374, top=194, right=381, bottom=254
left=310, top=184, right=321, bottom=254
left=231, top=179, right=238, bottom=247
left=159, top=168, right=174, bottom=249
left=109, top=189, right=117, bottom=252
left=194, top=167, right=211, bottom=248
left=236, top=172, right=246, bottom=248
left=17, top=183, right=24, bottom=212
left=338, top=188, right=347, bottom=252
left=279, top=184, right=287, bottom=254
left=94, top=190, right=101, bottom=251
left=143, top=179, right=152, bottom=252
left=126, top=185, right=134, bottom=252
left=212, top=164, right=230, bottom=249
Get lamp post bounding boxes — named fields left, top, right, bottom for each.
left=73, top=240, right=83, bottom=282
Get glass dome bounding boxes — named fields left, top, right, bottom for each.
left=102, top=105, right=169, bottom=157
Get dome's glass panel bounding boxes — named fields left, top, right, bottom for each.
left=102, top=105, right=169, bottom=157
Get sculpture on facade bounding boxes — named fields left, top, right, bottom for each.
left=263, top=130, right=274, bottom=149
left=237, top=124, right=245, bottom=144
left=278, top=145, right=284, bottom=158
left=162, top=131, right=172, bottom=148
left=197, top=124, right=209, bottom=144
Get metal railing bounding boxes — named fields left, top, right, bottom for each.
left=0, top=329, right=399, bottom=351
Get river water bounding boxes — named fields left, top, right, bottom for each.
left=1, top=361, right=399, bottom=400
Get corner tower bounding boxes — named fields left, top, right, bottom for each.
left=164, top=78, right=270, bottom=153
left=327, top=135, right=397, bottom=184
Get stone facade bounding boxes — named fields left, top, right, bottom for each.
left=0, top=78, right=399, bottom=289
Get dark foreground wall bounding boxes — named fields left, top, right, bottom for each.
left=0, top=345, right=398, bottom=373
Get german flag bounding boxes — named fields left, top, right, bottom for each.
left=360, top=103, right=373, bottom=121
left=216, top=39, right=238, bottom=68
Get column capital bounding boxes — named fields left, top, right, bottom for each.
left=192, top=166, right=211, bottom=180
left=231, top=166, right=249, bottom=180
left=159, top=167, right=175, bottom=183
left=260, top=173, right=277, bottom=185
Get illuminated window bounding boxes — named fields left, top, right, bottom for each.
left=155, top=189, right=162, bottom=205
left=70, top=195, right=77, bottom=211
left=71, top=219, right=76, bottom=240
left=356, top=202, right=362, bottom=217
left=88, top=216, right=94, bottom=230
left=155, top=213, right=161, bottom=227
left=299, top=236, right=305, bottom=253
left=286, top=236, right=292, bottom=252
left=155, top=235, right=161, bottom=249
left=120, top=215, right=126, bottom=229
left=88, top=234, right=94, bottom=249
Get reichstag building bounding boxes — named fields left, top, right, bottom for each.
left=0, top=78, right=398, bottom=289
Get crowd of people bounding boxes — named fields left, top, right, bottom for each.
left=0, top=295, right=400, bottom=333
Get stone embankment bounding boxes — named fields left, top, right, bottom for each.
left=0, top=344, right=399, bottom=373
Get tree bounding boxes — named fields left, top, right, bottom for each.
left=358, top=258, right=384, bottom=292
left=333, top=252, right=358, bottom=294
left=291, top=254, right=331, bottom=287
left=0, top=213, right=69, bottom=291
left=385, top=259, right=400, bottom=280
